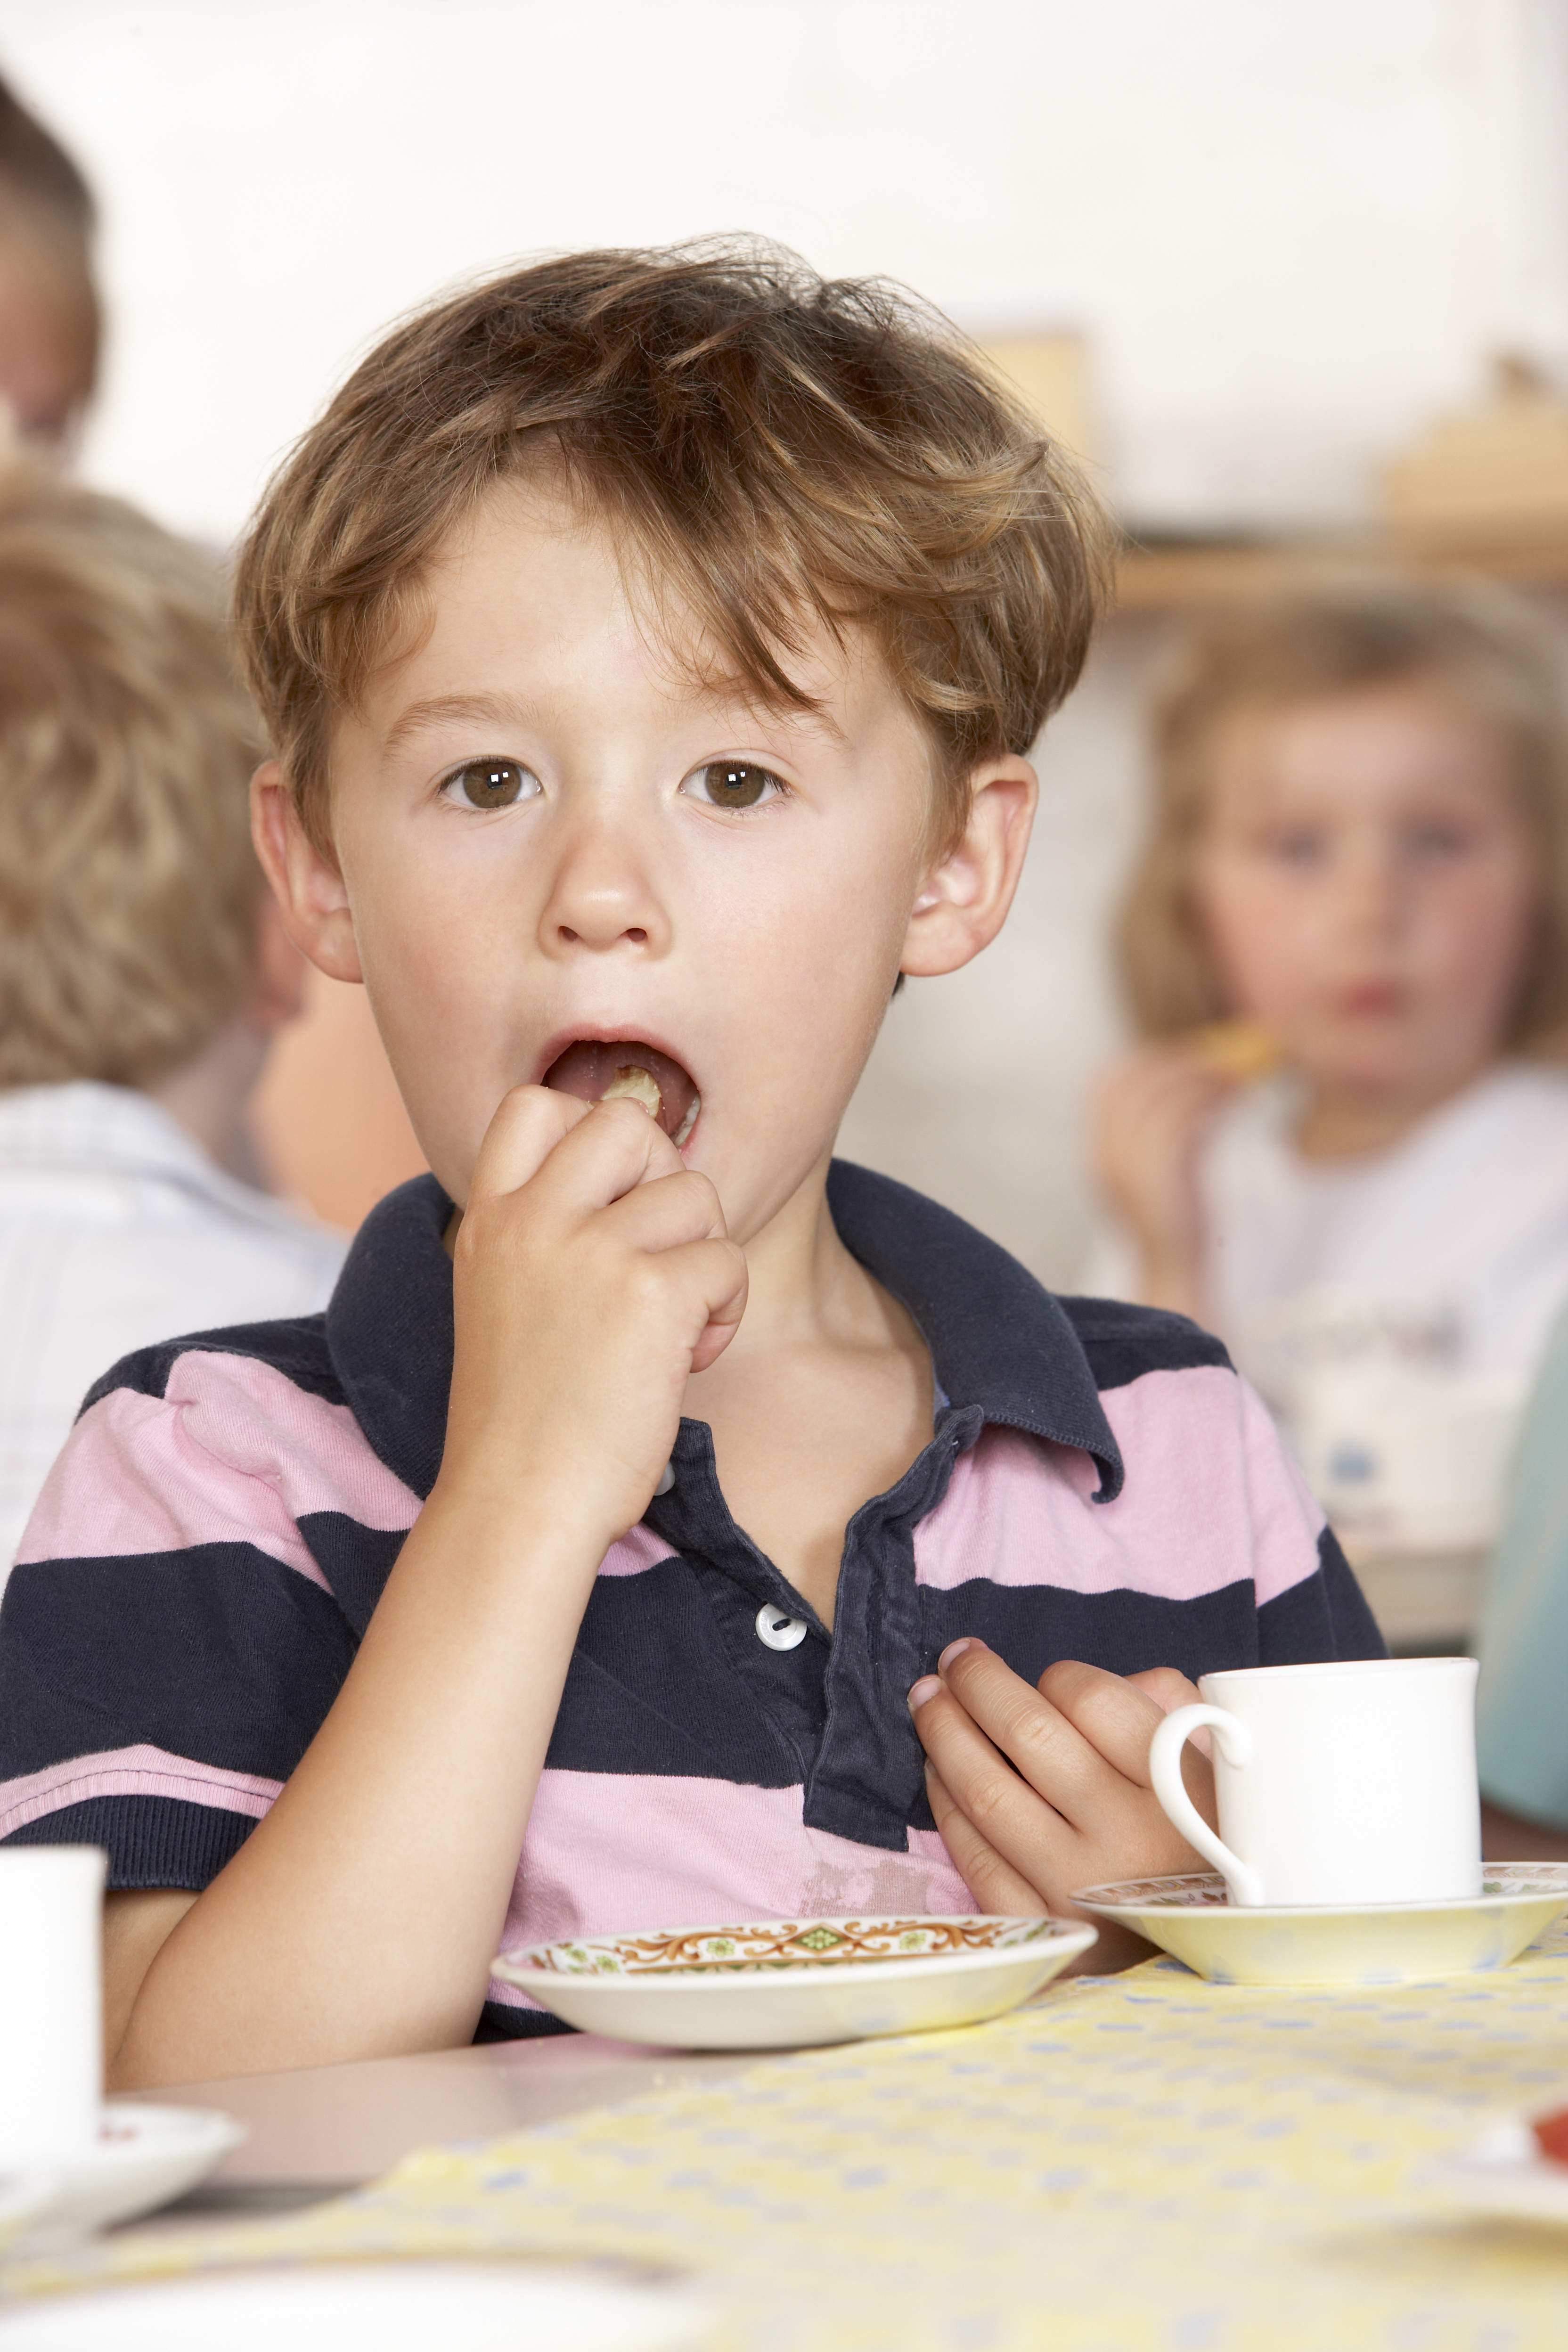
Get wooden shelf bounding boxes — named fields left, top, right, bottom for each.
left=1115, top=526, right=1568, bottom=611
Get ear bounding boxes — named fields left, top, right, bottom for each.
left=250, top=761, right=363, bottom=985
left=900, top=754, right=1037, bottom=979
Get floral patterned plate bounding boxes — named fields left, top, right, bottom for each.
left=1074, top=1865, right=1568, bottom=1987
left=491, top=1913, right=1097, bottom=2049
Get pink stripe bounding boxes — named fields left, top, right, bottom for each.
left=597, top=1524, right=680, bottom=1578
left=488, top=1772, right=972, bottom=2007
left=913, top=1367, right=1324, bottom=1607
left=0, top=1744, right=281, bottom=1840
left=18, top=1351, right=419, bottom=1583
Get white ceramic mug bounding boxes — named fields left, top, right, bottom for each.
left=0, top=1847, right=106, bottom=2164
left=1148, top=1658, right=1481, bottom=1909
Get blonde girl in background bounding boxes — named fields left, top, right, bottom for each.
left=1086, top=581, right=1568, bottom=1550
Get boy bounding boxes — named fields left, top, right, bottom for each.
left=0, top=466, right=345, bottom=1565
left=0, top=246, right=1382, bottom=2089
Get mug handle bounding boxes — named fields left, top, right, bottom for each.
left=1148, top=1703, right=1264, bottom=1908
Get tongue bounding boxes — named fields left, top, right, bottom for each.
left=543, top=1040, right=700, bottom=1145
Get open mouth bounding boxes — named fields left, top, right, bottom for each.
left=542, top=1039, right=702, bottom=1147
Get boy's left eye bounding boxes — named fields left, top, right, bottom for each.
left=679, top=760, right=786, bottom=811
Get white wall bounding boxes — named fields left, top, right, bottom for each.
left=2, top=0, right=1561, bottom=543
left=1, top=0, right=1562, bottom=1277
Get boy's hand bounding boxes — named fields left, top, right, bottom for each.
left=908, top=1643, right=1216, bottom=1970
left=441, top=1084, right=748, bottom=1545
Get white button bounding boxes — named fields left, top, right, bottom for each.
left=653, top=1460, right=676, bottom=1496
left=755, top=1603, right=808, bottom=1651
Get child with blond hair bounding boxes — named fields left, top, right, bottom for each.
left=1089, top=583, right=1568, bottom=1520
left=0, top=469, right=345, bottom=1561
left=0, top=246, right=1380, bottom=2087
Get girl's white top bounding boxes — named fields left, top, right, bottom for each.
left=1083, top=1062, right=1568, bottom=1413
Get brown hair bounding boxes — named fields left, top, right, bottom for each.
left=0, top=467, right=267, bottom=1090
left=0, top=76, right=99, bottom=429
left=233, top=240, right=1114, bottom=854
left=1118, top=578, right=1568, bottom=1053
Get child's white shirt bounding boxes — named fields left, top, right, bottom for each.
left=0, top=1081, right=348, bottom=1569
left=1082, top=1062, right=1568, bottom=1415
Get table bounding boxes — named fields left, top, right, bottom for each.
left=14, top=1928, right=1568, bottom=2350
left=121, top=2035, right=754, bottom=2207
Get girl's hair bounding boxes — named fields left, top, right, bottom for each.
left=233, top=239, right=1115, bottom=857
left=1117, top=578, right=1568, bottom=1052
left=0, top=466, right=266, bottom=1090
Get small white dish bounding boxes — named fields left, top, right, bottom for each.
left=0, top=2260, right=707, bottom=2350
left=0, top=2178, right=58, bottom=2254
left=491, top=1912, right=1097, bottom=2048
left=1073, top=1863, right=1568, bottom=1987
left=1432, top=2119, right=1568, bottom=2226
left=0, top=2105, right=244, bottom=2250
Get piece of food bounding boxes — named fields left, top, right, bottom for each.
left=601, top=1065, right=663, bottom=1120
left=1189, top=1018, right=1282, bottom=1082
left=543, top=1037, right=700, bottom=1144
left=1532, top=2107, right=1568, bottom=2166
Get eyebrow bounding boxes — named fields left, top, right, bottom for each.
left=380, top=693, right=543, bottom=761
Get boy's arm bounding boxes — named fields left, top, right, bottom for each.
left=107, top=1086, right=745, bottom=2088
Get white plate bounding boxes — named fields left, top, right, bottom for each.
left=0, top=2261, right=708, bottom=2350
left=0, top=2106, right=244, bottom=2251
left=491, top=1912, right=1098, bottom=2048
left=1433, top=2119, right=1568, bottom=2225
left=1073, top=1863, right=1568, bottom=1987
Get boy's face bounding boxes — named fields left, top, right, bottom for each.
left=262, top=482, right=1033, bottom=1242
left=1192, top=682, right=1538, bottom=1102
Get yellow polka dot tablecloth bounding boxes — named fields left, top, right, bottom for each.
left=10, top=1924, right=1568, bottom=2348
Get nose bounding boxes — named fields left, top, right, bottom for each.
left=1335, top=836, right=1403, bottom=947
left=537, top=806, right=672, bottom=961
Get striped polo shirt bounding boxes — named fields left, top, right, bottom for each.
left=0, top=1161, right=1381, bottom=2037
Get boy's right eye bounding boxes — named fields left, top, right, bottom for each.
left=440, top=758, right=542, bottom=810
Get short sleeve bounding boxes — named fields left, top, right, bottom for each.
left=0, top=1348, right=361, bottom=1888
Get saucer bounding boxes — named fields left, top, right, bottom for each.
left=0, top=2105, right=244, bottom=2249
left=1072, top=1864, right=1568, bottom=1986
left=1433, top=2119, right=1568, bottom=2227
left=491, top=1912, right=1097, bottom=2048
left=0, top=2260, right=708, bottom=2350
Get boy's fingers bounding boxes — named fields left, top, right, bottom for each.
left=935, top=1645, right=1112, bottom=1827
left=1033, top=1659, right=1177, bottom=1788
left=467, top=1084, right=592, bottom=1206
left=923, top=1765, right=1046, bottom=1916
left=909, top=1678, right=1078, bottom=1884
left=666, top=1236, right=749, bottom=1373
left=481, top=1089, right=685, bottom=1218
left=601, top=1166, right=728, bottom=1254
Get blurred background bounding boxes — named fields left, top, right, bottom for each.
left=5, top=0, right=1566, bottom=1274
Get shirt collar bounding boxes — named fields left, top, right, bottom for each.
left=327, top=1161, right=1123, bottom=1503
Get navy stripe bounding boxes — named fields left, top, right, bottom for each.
left=298, top=1512, right=408, bottom=1640
left=79, top=1313, right=341, bottom=1416
left=476, top=2001, right=574, bottom=2042
left=546, top=1559, right=810, bottom=1782
left=1056, top=1296, right=1233, bottom=1392
left=0, top=1546, right=357, bottom=1781
left=919, top=1575, right=1291, bottom=1688
left=1258, top=1527, right=1386, bottom=1665
left=1, top=1795, right=257, bottom=1887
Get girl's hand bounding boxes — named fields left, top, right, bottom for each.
left=908, top=1643, right=1217, bottom=1972
left=1091, top=1042, right=1234, bottom=1320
